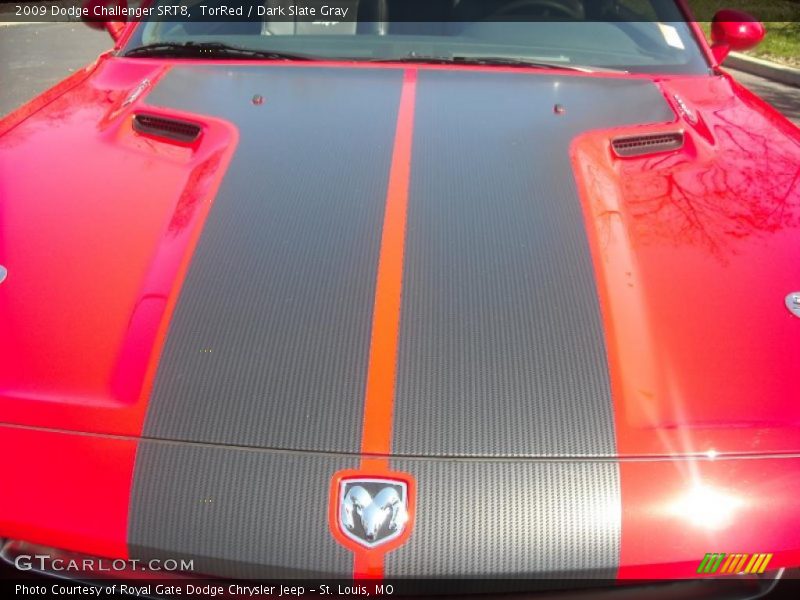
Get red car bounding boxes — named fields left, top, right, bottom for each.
left=1, top=0, right=799, bottom=595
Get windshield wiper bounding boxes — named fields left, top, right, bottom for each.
left=369, top=54, right=626, bottom=73
left=124, top=42, right=314, bottom=61
left=367, top=55, right=454, bottom=65
left=455, top=56, right=627, bottom=73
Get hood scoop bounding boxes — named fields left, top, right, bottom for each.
left=132, top=113, right=202, bottom=144
left=611, top=131, right=684, bottom=158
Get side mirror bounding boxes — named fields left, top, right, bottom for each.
left=82, top=0, right=129, bottom=43
left=710, top=9, right=766, bottom=64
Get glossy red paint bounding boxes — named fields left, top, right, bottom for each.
left=0, top=59, right=239, bottom=437
left=572, top=73, right=800, bottom=460
left=617, top=457, right=800, bottom=579
left=0, top=55, right=239, bottom=560
left=571, top=72, right=800, bottom=575
left=0, top=425, right=134, bottom=559
left=710, top=10, right=767, bottom=64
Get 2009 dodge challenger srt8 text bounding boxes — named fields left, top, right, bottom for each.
left=1, top=0, right=799, bottom=595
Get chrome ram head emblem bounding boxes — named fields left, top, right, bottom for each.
left=339, top=479, right=408, bottom=548
left=787, top=293, right=800, bottom=319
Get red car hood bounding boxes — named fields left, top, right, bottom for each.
left=2, top=56, right=800, bottom=583
left=0, top=58, right=799, bottom=460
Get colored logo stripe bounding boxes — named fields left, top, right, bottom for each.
left=697, top=553, right=725, bottom=574
left=698, top=553, right=773, bottom=574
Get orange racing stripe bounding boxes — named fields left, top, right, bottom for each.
left=353, top=68, right=418, bottom=578
left=360, top=68, right=418, bottom=461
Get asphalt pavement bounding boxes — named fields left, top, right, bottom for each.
left=0, top=22, right=112, bottom=117
left=729, top=67, right=800, bottom=124
left=1, top=22, right=799, bottom=125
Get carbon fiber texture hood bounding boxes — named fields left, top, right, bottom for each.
left=140, top=65, right=674, bottom=458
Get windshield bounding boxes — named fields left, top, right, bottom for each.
left=124, top=0, right=710, bottom=74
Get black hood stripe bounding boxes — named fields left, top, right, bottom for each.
left=129, top=440, right=358, bottom=578
left=384, top=69, right=673, bottom=578
left=140, top=66, right=403, bottom=453
left=129, top=65, right=675, bottom=579
left=130, top=65, right=403, bottom=578
left=384, top=458, right=621, bottom=578
left=392, top=69, right=673, bottom=458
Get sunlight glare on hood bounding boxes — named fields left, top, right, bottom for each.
left=670, top=484, right=744, bottom=530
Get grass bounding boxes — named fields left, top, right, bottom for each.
left=687, top=1, right=800, bottom=66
